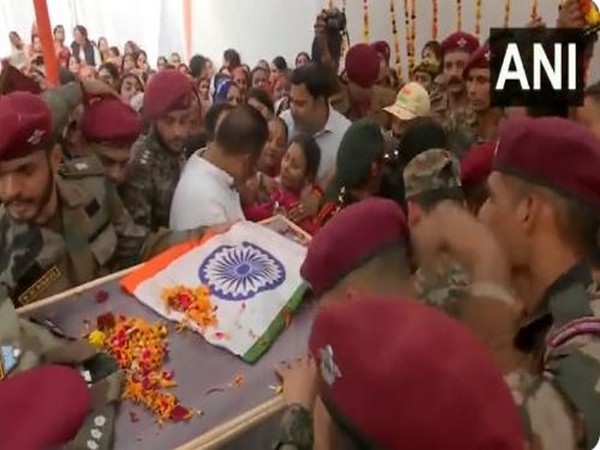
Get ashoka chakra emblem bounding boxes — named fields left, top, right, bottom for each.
left=198, top=242, right=286, bottom=301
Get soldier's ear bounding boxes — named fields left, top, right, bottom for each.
left=407, top=200, right=422, bottom=227
left=49, top=143, right=63, bottom=173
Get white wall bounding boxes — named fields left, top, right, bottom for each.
left=0, top=0, right=597, bottom=81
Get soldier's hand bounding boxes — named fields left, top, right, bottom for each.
left=557, top=0, right=586, bottom=28
left=80, top=79, right=119, bottom=99
left=276, top=355, right=319, bottom=410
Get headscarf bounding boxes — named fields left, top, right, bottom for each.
left=214, top=79, right=233, bottom=103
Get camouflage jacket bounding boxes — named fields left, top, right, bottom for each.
left=272, top=404, right=314, bottom=450
left=0, top=157, right=149, bottom=307
left=413, top=257, right=471, bottom=317
left=507, top=264, right=600, bottom=450
left=120, top=130, right=186, bottom=231
left=430, top=85, right=479, bottom=158
left=0, top=292, right=122, bottom=450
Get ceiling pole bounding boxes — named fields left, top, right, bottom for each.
left=33, top=0, right=58, bottom=86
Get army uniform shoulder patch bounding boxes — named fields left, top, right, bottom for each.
left=59, top=155, right=105, bottom=179
left=17, top=265, right=62, bottom=306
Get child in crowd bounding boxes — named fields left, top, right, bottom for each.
left=243, top=134, right=321, bottom=234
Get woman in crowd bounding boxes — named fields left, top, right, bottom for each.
left=97, top=37, right=110, bottom=63
left=295, top=51, right=310, bottom=67
left=198, top=77, right=212, bottom=112
left=271, top=56, right=288, bottom=75
left=243, top=134, right=320, bottom=235
left=54, top=25, right=70, bottom=64
left=421, top=40, right=442, bottom=68
left=122, top=53, right=137, bottom=73
left=68, top=55, right=82, bottom=75
left=137, top=50, right=149, bottom=71
left=71, top=25, right=99, bottom=66
left=124, top=40, right=139, bottom=56
left=250, top=66, right=270, bottom=90
left=98, top=62, right=120, bottom=90
left=156, top=56, right=168, bottom=71
left=215, top=80, right=242, bottom=106
left=119, top=73, right=144, bottom=103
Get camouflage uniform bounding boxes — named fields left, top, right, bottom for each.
left=507, top=266, right=600, bottom=450
left=272, top=404, right=313, bottom=449
left=120, top=130, right=186, bottom=231
left=0, top=156, right=149, bottom=307
left=0, top=289, right=122, bottom=450
left=403, top=148, right=472, bottom=313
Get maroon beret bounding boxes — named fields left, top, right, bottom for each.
left=345, top=44, right=380, bottom=89
left=494, top=117, right=600, bottom=209
left=0, top=91, right=52, bottom=162
left=0, top=365, right=89, bottom=449
left=143, top=69, right=195, bottom=120
left=309, top=297, right=524, bottom=450
left=0, top=61, right=41, bottom=95
left=301, top=198, right=409, bottom=296
left=463, top=42, right=490, bottom=79
left=461, top=141, right=496, bottom=190
left=371, top=41, right=391, bottom=65
left=441, top=31, right=480, bottom=56
left=82, top=97, right=142, bottom=147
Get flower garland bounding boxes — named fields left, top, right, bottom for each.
left=475, top=0, right=483, bottom=38
left=530, top=0, right=538, bottom=20
left=456, top=0, right=462, bottom=31
left=390, top=0, right=402, bottom=78
left=161, top=285, right=218, bottom=330
left=409, top=0, right=416, bottom=73
left=362, top=0, right=370, bottom=43
left=403, top=0, right=411, bottom=75
left=87, top=314, right=195, bottom=423
left=504, top=0, right=511, bottom=27
left=432, top=0, right=438, bottom=40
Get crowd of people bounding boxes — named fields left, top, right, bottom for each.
left=2, top=0, right=600, bottom=448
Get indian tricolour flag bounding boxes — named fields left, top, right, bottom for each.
left=122, top=221, right=307, bottom=363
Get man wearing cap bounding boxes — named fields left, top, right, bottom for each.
left=331, top=43, right=396, bottom=128
left=403, top=148, right=470, bottom=315
left=412, top=60, right=440, bottom=93
left=460, top=141, right=496, bottom=215
left=120, top=69, right=197, bottom=231
left=371, top=40, right=392, bottom=88
left=274, top=297, right=524, bottom=449
left=0, top=92, right=210, bottom=307
left=316, top=119, right=404, bottom=227
left=80, top=97, right=142, bottom=190
left=383, top=81, right=431, bottom=141
left=446, top=42, right=502, bottom=156
left=429, top=32, right=479, bottom=153
left=476, top=117, right=600, bottom=448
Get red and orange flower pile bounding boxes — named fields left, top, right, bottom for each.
left=87, top=313, right=195, bottom=424
left=161, top=284, right=218, bottom=330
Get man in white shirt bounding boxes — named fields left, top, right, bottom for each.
left=280, top=63, right=351, bottom=191
left=170, top=105, right=269, bottom=230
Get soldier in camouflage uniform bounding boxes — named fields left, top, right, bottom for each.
left=477, top=117, right=600, bottom=449
left=0, top=92, right=208, bottom=307
left=448, top=42, right=502, bottom=152
left=120, top=70, right=197, bottom=231
left=402, top=148, right=470, bottom=316
left=429, top=31, right=480, bottom=158
left=80, top=96, right=142, bottom=191
left=316, top=119, right=404, bottom=227
left=330, top=43, right=397, bottom=130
